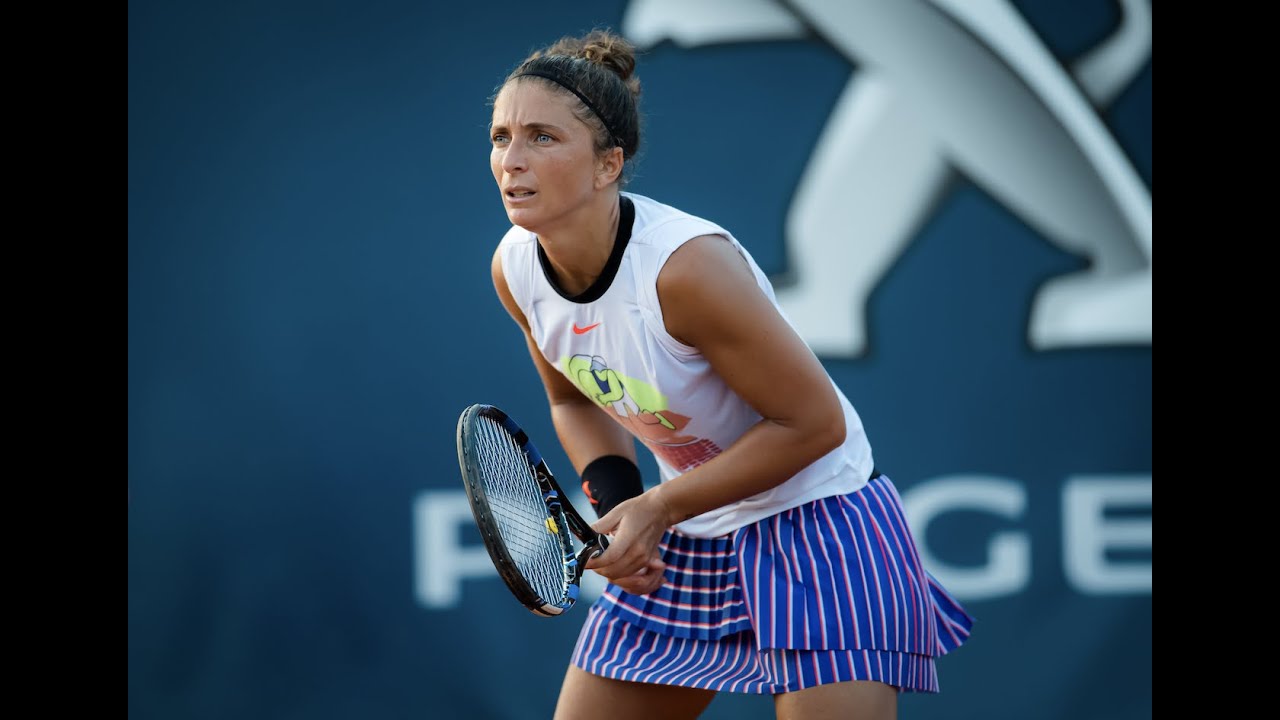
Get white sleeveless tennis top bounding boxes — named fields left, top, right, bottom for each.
left=499, top=192, right=875, bottom=538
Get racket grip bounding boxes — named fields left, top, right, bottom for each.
left=592, top=533, right=610, bottom=558
left=576, top=534, right=610, bottom=569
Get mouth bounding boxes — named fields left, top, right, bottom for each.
left=505, top=188, right=536, bottom=200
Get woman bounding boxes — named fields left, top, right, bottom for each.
left=487, top=30, right=973, bottom=720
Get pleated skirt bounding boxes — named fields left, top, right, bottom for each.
left=570, top=474, right=974, bottom=694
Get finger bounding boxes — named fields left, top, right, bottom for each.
left=613, top=571, right=665, bottom=596
left=590, top=534, right=667, bottom=574
left=593, top=558, right=645, bottom=579
left=585, top=538, right=632, bottom=571
left=590, top=508, right=621, bottom=536
left=591, top=549, right=648, bottom=578
left=584, top=543, right=614, bottom=570
left=611, top=571, right=665, bottom=595
left=643, top=573, right=665, bottom=593
left=645, top=556, right=667, bottom=573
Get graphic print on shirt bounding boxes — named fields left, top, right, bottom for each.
left=562, top=354, right=723, bottom=472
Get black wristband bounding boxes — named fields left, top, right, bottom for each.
left=580, top=455, right=644, bottom=519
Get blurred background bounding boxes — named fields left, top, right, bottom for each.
left=128, top=1, right=1152, bottom=718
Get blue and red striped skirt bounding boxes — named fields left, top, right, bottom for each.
left=570, top=473, right=974, bottom=693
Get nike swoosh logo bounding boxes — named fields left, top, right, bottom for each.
left=572, top=322, right=601, bottom=335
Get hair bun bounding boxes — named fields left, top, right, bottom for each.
left=580, top=32, right=635, bottom=83
left=546, top=30, right=641, bottom=99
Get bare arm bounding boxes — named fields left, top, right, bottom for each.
left=491, top=247, right=665, bottom=593
left=587, top=234, right=846, bottom=579
left=491, top=248, right=636, bottom=473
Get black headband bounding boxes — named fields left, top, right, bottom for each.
left=516, top=69, right=622, bottom=149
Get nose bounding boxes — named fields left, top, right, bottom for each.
left=501, top=141, right=527, bottom=174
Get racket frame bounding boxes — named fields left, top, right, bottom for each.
left=457, top=404, right=609, bottom=617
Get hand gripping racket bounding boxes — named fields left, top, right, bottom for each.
left=456, top=404, right=610, bottom=616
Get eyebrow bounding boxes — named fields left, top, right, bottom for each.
left=489, top=121, right=568, bottom=135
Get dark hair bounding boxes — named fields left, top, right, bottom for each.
left=501, top=30, right=643, bottom=169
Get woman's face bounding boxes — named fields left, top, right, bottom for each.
left=490, top=80, right=603, bottom=233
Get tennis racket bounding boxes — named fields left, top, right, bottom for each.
left=456, top=403, right=610, bottom=617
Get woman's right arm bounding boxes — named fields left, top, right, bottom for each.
left=491, top=248, right=666, bottom=594
left=490, top=248, right=637, bottom=478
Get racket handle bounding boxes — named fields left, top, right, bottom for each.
left=592, top=533, right=610, bottom=558
left=575, top=534, right=610, bottom=569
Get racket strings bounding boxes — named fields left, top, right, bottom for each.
left=475, top=416, right=570, bottom=603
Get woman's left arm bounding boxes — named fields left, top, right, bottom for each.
left=587, top=234, right=847, bottom=581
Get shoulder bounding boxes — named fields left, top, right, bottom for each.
left=625, top=192, right=726, bottom=249
left=491, top=244, right=529, bottom=330
left=492, top=225, right=537, bottom=327
left=492, top=223, right=538, bottom=286
left=497, top=223, right=534, bottom=249
left=657, top=235, right=763, bottom=345
left=658, top=235, right=754, bottom=292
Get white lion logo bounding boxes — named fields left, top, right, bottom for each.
left=624, top=0, right=1152, bottom=356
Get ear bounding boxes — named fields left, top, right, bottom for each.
left=594, top=146, right=625, bottom=189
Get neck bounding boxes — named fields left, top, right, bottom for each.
left=536, top=191, right=621, bottom=297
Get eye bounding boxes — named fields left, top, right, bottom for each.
left=535, top=133, right=553, bottom=143
left=491, top=133, right=509, bottom=145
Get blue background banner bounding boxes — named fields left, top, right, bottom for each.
left=129, top=1, right=1151, bottom=718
